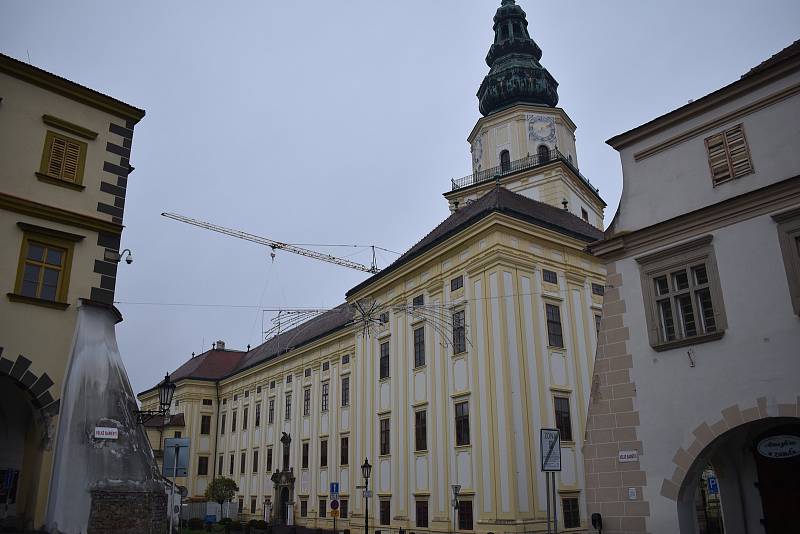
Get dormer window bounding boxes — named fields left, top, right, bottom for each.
left=500, top=150, right=511, bottom=172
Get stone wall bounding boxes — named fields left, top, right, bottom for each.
left=87, top=490, right=167, bottom=534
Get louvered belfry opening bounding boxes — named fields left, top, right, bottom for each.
left=705, top=124, right=754, bottom=185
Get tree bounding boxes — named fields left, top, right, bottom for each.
left=205, top=477, right=239, bottom=519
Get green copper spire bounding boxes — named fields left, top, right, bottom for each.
left=477, top=0, right=559, bottom=115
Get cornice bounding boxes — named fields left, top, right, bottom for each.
left=1, top=192, right=123, bottom=235
left=42, top=114, right=98, bottom=140
left=589, top=175, right=800, bottom=261
left=0, top=53, right=145, bottom=122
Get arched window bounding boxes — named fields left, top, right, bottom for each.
left=537, top=144, right=550, bottom=162
left=500, top=150, right=511, bottom=172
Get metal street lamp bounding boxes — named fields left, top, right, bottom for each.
left=362, top=458, right=372, bottom=534
left=134, top=373, right=176, bottom=424
left=452, top=484, right=461, bottom=533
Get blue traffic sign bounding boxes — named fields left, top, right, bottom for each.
left=330, top=482, right=340, bottom=495
left=707, top=475, right=719, bottom=494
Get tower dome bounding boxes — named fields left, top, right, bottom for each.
left=477, top=0, right=559, bottom=115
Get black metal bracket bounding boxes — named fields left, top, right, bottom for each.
left=134, top=409, right=168, bottom=425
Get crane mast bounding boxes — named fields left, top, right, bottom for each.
left=161, top=212, right=379, bottom=274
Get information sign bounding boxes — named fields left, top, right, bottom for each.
left=331, top=510, right=340, bottom=518
left=330, top=482, right=340, bottom=494
left=707, top=475, right=719, bottom=494
left=94, top=427, right=118, bottom=440
left=363, top=489, right=373, bottom=498
left=540, top=428, right=562, bottom=471
left=163, top=438, right=191, bottom=477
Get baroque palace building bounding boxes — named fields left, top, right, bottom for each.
left=0, top=52, right=159, bottom=533
left=139, top=1, right=606, bottom=531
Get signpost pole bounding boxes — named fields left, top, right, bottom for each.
left=552, top=473, right=558, bottom=534
left=545, top=472, right=551, bottom=534
left=169, top=443, right=179, bottom=534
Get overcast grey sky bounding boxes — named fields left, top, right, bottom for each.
left=3, top=1, right=798, bottom=394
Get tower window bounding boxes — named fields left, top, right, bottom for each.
left=500, top=23, right=509, bottom=40
left=500, top=150, right=511, bottom=172
left=537, top=144, right=550, bottom=162
left=581, top=207, right=589, bottom=221
left=513, top=22, right=522, bottom=38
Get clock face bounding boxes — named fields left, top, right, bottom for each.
left=528, top=115, right=556, bottom=142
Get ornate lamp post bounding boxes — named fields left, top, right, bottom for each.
left=361, top=458, right=372, bottom=534
left=134, top=373, right=176, bottom=424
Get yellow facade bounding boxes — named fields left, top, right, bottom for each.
left=0, top=53, right=144, bottom=530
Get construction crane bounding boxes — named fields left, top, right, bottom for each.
left=162, top=212, right=380, bottom=274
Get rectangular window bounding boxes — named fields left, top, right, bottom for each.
left=266, top=447, right=273, bottom=472
left=342, top=354, right=350, bottom=365
left=458, top=501, right=473, bottom=530
left=202, top=398, right=213, bottom=406
left=637, top=236, right=727, bottom=349
left=253, top=449, right=259, bottom=473
left=379, top=341, right=390, bottom=379
left=15, top=235, right=73, bottom=303
left=40, top=130, right=87, bottom=184
left=231, top=410, right=237, bottom=432
left=222, top=398, right=227, bottom=405
left=174, top=431, right=181, bottom=438
left=379, top=311, right=389, bottom=324
left=341, top=376, right=350, bottom=407
left=320, top=439, right=328, bottom=467
left=285, top=394, right=292, bottom=420
left=229, top=454, right=234, bottom=475
left=270, top=380, right=276, bottom=390
left=286, top=375, right=292, bottom=384
left=198, top=456, right=209, bottom=476
left=340, top=499, right=348, bottom=519
left=268, top=399, right=275, bottom=424
left=455, top=401, right=470, bottom=446
left=302, top=443, right=309, bottom=469
left=251, top=496, right=257, bottom=514
left=305, top=368, right=312, bottom=377
left=591, top=283, right=605, bottom=296
left=413, top=294, right=424, bottom=306
left=319, top=499, right=327, bottom=518
left=451, top=275, right=464, bottom=292
left=218, top=455, right=223, bottom=476
left=705, top=124, right=753, bottom=185
left=416, top=500, right=429, bottom=528
left=774, top=208, right=800, bottom=315
left=543, top=269, right=558, bottom=284
left=380, top=500, right=390, bottom=525
left=413, top=327, right=425, bottom=368
left=562, top=497, right=580, bottom=528
left=452, top=310, right=466, bottom=354
left=554, top=396, right=573, bottom=442
left=322, top=361, right=329, bottom=371
left=340, top=436, right=349, bottom=466
left=201, top=415, right=211, bottom=435
left=304, top=388, right=311, bottom=417
left=245, top=390, right=249, bottom=398
left=238, top=498, right=243, bottom=514
left=242, top=406, right=248, bottom=430
left=255, top=403, right=261, bottom=427
left=380, top=418, right=390, bottom=455
left=415, top=410, right=427, bottom=451
left=233, top=394, right=238, bottom=402
left=240, top=452, right=246, bottom=474
left=321, top=382, right=329, bottom=412
left=581, top=207, right=589, bottom=221
left=300, top=500, right=308, bottom=517
left=257, top=386, right=261, bottom=394
left=545, top=303, right=564, bottom=348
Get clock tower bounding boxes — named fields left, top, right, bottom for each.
left=445, top=0, right=605, bottom=228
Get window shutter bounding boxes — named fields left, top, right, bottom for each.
left=705, top=133, right=731, bottom=184
left=724, top=126, right=752, bottom=178
left=62, top=140, right=81, bottom=181
left=48, top=136, right=67, bottom=177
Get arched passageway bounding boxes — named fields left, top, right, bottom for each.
left=677, top=417, right=800, bottom=534
left=0, top=375, right=40, bottom=530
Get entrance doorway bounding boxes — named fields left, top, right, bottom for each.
left=0, top=376, right=37, bottom=529
left=279, top=487, right=289, bottom=525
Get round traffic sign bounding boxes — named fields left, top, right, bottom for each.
left=330, top=499, right=339, bottom=510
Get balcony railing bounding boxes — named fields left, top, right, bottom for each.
left=451, top=148, right=598, bottom=194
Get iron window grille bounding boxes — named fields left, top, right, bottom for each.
left=413, top=327, right=425, bottom=368
left=321, top=382, right=329, bottom=412
left=543, top=269, right=558, bottom=284
left=451, top=275, right=464, bottom=292
left=452, top=310, right=466, bottom=354
left=341, top=376, right=350, bottom=407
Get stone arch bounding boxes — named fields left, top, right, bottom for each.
left=0, top=350, right=60, bottom=414
left=661, top=398, right=800, bottom=533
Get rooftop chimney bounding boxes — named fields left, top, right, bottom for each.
left=215, top=340, right=225, bottom=350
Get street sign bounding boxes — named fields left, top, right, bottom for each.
left=363, top=489, right=373, bottom=498
left=331, top=510, right=340, bottom=518
left=94, top=427, right=118, bottom=440
left=330, top=499, right=339, bottom=510
left=540, top=428, right=562, bottom=471
left=163, top=438, right=191, bottom=477
left=330, top=482, right=340, bottom=498
left=707, top=475, right=719, bottom=494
